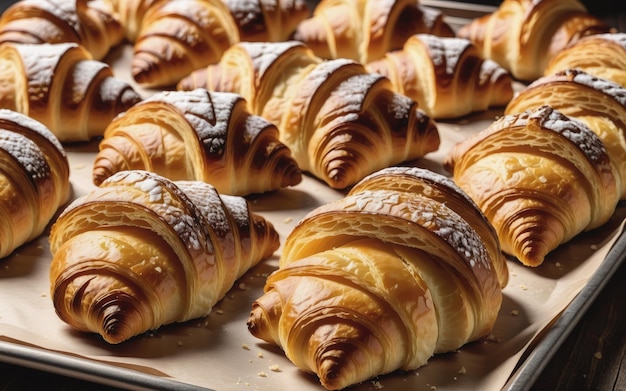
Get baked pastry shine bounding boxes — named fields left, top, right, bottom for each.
left=248, top=166, right=507, bottom=390
left=366, top=34, right=515, bottom=118
left=0, top=42, right=142, bottom=142
left=293, top=0, right=454, bottom=64
left=93, top=88, right=302, bottom=196
left=505, top=69, right=626, bottom=199
left=0, top=109, right=69, bottom=259
left=0, top=0, right=124, bottom=60
left=49, top=170, right=280, bottom=344
left=445, top=105, right=620, bottom=266
left=458, top=0, right=613, bottom=81
left=544, top=32, right=626, bottom=87
left=177, top=41, right=440, bottom=189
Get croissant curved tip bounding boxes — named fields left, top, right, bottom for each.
left=317, top=356, right=344, bottom=391
left=517, top=244, right=547, bottom=267
left=97, top=293, right=147, bottom=344
left=247, top=305, right=271, bottom=342
left=92, top=166, right=111, bottom=187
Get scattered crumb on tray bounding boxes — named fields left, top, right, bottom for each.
left=269, top=364, right=281, bottom=372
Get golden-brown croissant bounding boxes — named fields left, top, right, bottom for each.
left=0, top=109, right=69, bottom=259
left=247, top=166, right=508, bottom=390
left=222, top=0, right=310, bottom=42
left=505, top=69, right=626, bottom=199
left=445, top=105, right=620, bottom=267
left=457, top=0, right=613, bottom=81
left=103, top=0, right=163, bottom=42
left=0, top=0, right=124, bottom=60
left=177, top=41, right=441, bottom=190
left=49, top=170, right=280, bottom=344
left=93, top=88, right=302, bottom=196
left=0, top=42, right=142, bottom=142
left=366, top=34, right=515, bottom=119
left=129, top=0, right=241, bottom=88
left=292, top=0, right=454, bottom=64
left=544, top=33, right=626, bottom=87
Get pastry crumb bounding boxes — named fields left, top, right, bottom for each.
left=594, top=351, right=602, bottom=359
left=257, top=371, right=267, bottom=377
left=257, top=351, right=264, bottom=358
left=283, top=217, right=293, bottom=224
left=269, top=364, right=281, bottom=372
left=511, top=309, right=519, bottom=316
left=519, top=284, right=528, bottom=291
left=459, top=366, right=467, bottom=375
left=590, top=244, right=598, bottom=250
left=241, top=343, right=250, bottom=350
left=238, top=282, right=246, bottom=290
left=371, top=380, right=383, bottom=389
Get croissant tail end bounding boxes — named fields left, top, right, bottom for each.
left=96, top=292, right=150, bottom=344
left=317, top=357, right=344, bottom=391
left=92, top=166, right=113, bottom=187
left=247, top=302, right=277, bottom=344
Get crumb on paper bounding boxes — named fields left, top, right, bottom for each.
left=511, top=309, right=519, bottom=316
left=371, top=380, right=383, bottom=389
left=215, top=309, right=224, bottom=315
left=485, top=333, right=499, bottom=343
left=177, top=340, right=183, bottom=346
left=591, top=244, right=598, bottom=250
left=594, top=351, right=602, bottom=359
left=239, top=282, right=246, bottom=290
left=459, top=366, right=467, bottom=375
left=269, top=364, right=281, bottom=372
left=429, top=385, right=438, bottom=390
left=242, top=343, right=250, bottom=350
left=519, top=284, right=528, bottom=291
left=257, top=371, right=267, bottom=378
left=72, top=164, right=85, bottom=170
left=257, top=351, right=264, bottom=358
left=41, top=292, right=47, bottom=297
left=283, top=217, right=293, bottom=224
left=555, top=262, right=562, bottom=268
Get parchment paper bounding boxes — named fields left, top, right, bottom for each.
left=0, top=44, right=625, bottom=391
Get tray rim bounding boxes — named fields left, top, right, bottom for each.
left=1, top=1, right=621, bottom=390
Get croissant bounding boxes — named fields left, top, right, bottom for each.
left=103, top=0, right=163, bottom=42
left=457, top=0, right=613, bottom=81
left=505, top=69, right=626, bottom=199
left=0, top=109, right=69, bottom=259
left=0, top=0, right=124, bottom=60
left=544, top=33, right=626, bottom=87
left=93, top=88, right=302, bottom=196
left=445, top=105, right=620, bottom=267
left=177, top=41, right=441, bottom=189
left=365, top=34, right=515, bottom=119
left=222, top=0, right=310, bottom=42
left=0, top=42, right=142, bottom=142
left=129, top=0, right=240, bottom=88
left=49, top=170, right=280, bottom=344
left=292, top=0, right=455, bottom=64
left=247, top=166, right=508, bottom=390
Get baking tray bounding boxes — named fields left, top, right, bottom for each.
left=1, top=1, right=625, bottom=390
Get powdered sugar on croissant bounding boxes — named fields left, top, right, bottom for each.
left=178, top=41, right=440, bottom=189
left=248, top=166, right=507, bottom=390
left=93, top=88, right=302, bottom=196
left=49, top=170, right=279, bottom=344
